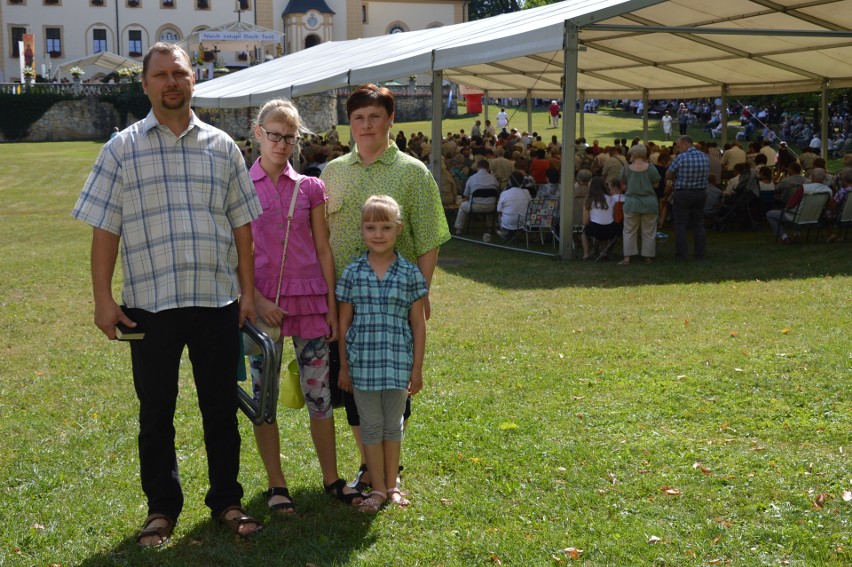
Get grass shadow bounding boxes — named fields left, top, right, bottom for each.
left=75, top=490, right=376, bottom=567
left=437, top=228, right=851, bottom=290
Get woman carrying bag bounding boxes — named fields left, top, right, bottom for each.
left=618, top=143, right=660, bottom=265
left=248, top=99, right=364, bottom=515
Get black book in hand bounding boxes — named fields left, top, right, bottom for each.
left=115, top=322, right=145, bottom=340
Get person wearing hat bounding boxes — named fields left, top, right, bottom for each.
left=549, top=100, right=561, bottom=129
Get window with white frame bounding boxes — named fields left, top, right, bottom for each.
left=93, top=28, right=107, bottom=53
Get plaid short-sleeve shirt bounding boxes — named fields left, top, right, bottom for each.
left=72, top=110, right=261, bottom=312
left=321, top=141, right=451, bottom=279
left=336, top=253, right=428, bottom=391
left=668, top=146, right=710, bottom=190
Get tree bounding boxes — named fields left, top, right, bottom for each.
left=469, top=0, right=520, bottom=21
left=468, top=0, right=561, bottom=21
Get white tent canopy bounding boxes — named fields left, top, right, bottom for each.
left=194, top=0, right=852, bottom=107
left=56, top=52, right=140, bottom=77
left=192, top=0, right=852, bottom=259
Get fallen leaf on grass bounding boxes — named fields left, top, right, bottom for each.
left=781, top=328, right=790, bottom=334
left=648, top=535, right=662, bottom=544
left=551, top=554, right=564, bottom=563
left=730, top=331, right=738, bottom=337
left=560, top=547, right=583, bottom=559
left=489, top=553, right=503, bottom=565
left=440, top=498, right=453, bottom=505
left=608, top=472, right=618, bottom=485
left=684, top=319, right=689, bottom=326
left=842, top=490, right=852, bottom=502
left=499, top=422, right=518, bottom=430
left=734, top=368, right=744, bottom=372
left=813, top=493, right=830, bottom=509
left=31, top=523, right=45, bottom=530
left=661, top=486, right=682, bottom=496
left=693, top=461, right=713, bottom=474
left=707, top=559, right=724, bottom=565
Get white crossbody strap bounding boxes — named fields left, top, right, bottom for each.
left=272, top=176, right=302, bottom=306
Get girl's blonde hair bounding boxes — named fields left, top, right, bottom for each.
left=362, top=195, right=403, bottom=225
left=252, top=98, right=313, bottom=136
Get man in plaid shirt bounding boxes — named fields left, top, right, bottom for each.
left=666, top=135, right=710, bottom=260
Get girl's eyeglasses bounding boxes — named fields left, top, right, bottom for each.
left=260, top=126, right=300, bottom=145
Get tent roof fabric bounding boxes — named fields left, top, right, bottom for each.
left=57, top=52, right=139, bottom=76
left=193, top=0, right=852, bottom=108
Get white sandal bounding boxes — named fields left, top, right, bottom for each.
left=358, top=491, right=386, bottom=514
left=387, top=487, right=411, bottom=508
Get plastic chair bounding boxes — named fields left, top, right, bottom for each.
left=776, top=192, right=829, bottom=243
left=465, top=187, right=499, bottom=234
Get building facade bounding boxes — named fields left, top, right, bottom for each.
left=1, top=0, right=465, bottom=82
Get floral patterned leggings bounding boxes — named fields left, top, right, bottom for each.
left=250, top=336, right=333, bottom=420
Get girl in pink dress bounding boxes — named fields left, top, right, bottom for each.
left=248, top=99, right=363, bottom=513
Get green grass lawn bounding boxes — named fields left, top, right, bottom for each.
left=0, top=137, right=850, bottom=566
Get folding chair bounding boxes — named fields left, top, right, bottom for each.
left=237, top=320, right=279, bottom=426
left=776, top=192, right=829, bottom=243
left=465, top=187, right=499, bottom=234
left=837, top=198, right=852, bottom=240
left=522, top=198, right=559, bottom=249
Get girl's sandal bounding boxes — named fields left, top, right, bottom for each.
left=357, top=491, right=387, bottom=514
left=387, top=488, right=410, bottom=508
left=617, top=258, right=630, bottom=265
left=264, top=486, right=295, bottom=515
left=324, top=478, right=364, bottom=507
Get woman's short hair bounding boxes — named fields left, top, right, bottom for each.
left=362, top=195, right=402, bottom=225
left=629, top=143, right=648, bottom=159
left=347, top=84, right=395, bottom=119
left=576, top=169, right=593, bottom=183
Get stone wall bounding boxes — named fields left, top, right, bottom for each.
left=196, top=92, right=338, bottom=139
left=8, top=87, right=446, bottom=142
left=335, top=85, right=457, bottom=126
left=23, top=99, right=121, bottom=142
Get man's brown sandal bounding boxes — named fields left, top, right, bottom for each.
left=136, top=513, right=175, bottom=548
left=217, top=505, right=264, bottom=537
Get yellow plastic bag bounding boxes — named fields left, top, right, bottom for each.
left=281, top=359, right=305, bottom=409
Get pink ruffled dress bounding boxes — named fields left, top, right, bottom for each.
left=249, top=159, right=330, bottom=339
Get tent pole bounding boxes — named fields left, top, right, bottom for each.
left=527, top=90, right=533, bottom=135
left=484, top=90, right=489, bottom=126
left=721, top=85, right=728, bottom=147
left=578, top=89, right=585, bottom=139
left=431, top=70, right=443, bottom=190
left=559, top=22, right=579, bottom=260
left=642, top=88, right=649, bottom=142
left=821, top=80, right=829, bottom=160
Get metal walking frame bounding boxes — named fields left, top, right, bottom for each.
left=237, top=320, right=279, bottom=426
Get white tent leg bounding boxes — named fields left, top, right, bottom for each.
left=527, top=90, right=533, bottom=135
left=431, top=70, right=443, bottom=189
left=721, top=85, right=728, bottom=147
left=821, top=81, right=829, bottom=160
left=559, top=22, right=579, bottom=260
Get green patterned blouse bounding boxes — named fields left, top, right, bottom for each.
left=321, top=141, right=451, bottom=278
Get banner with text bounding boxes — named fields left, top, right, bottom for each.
left=198, top=31, right=279, bottom=42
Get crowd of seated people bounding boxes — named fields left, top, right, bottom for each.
left=279, top=102, right=850, bottom=249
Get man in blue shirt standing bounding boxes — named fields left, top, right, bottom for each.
left=72, top=43, right=263, bottom=546
left=666, top=135, right=710, bottom=261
